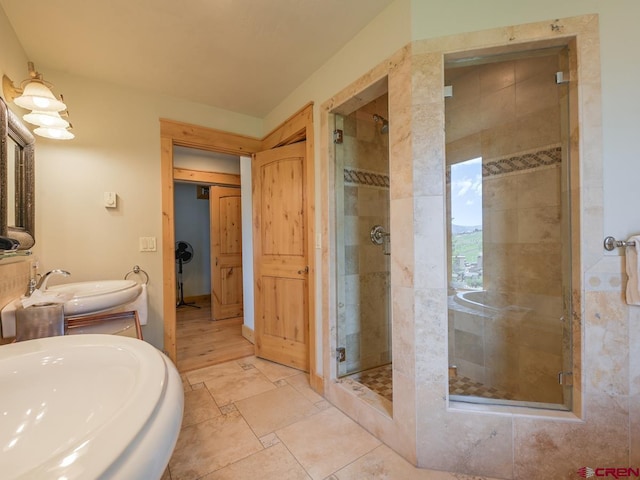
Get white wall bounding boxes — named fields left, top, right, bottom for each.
left=240, top=156, right=254, bottom=330
left=174, top=183, right=210, bottom=298
left=174, top=146, right=241, bottom=174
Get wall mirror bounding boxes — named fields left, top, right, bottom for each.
left=0, top=97, right=35, bottom=249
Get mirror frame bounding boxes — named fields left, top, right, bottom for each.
left=0, top=97, right=35, bottom=249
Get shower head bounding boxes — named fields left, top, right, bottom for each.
left=373, top=113, right=389, bottom=134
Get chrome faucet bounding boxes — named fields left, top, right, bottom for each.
left=31, top=269, right=71, bottom=293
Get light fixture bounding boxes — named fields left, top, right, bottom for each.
left=23, top=110, right=70, bottom=129
left=34, top=126, right=75, bottom=140
left=2, top=61, right=75, bottom=140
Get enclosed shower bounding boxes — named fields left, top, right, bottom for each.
left=445, top=47, right=574, bottom=408
left=334, top=93, right=392, bottom=404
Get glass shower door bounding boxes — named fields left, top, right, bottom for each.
left=334, top=94, right=391, bottom=378
left=445, top=47, right=574, bottom=408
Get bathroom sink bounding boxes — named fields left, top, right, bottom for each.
left=1, top=280, right=142, bottom=338
left=0, top=334, right=183, bottom=479
left=46, top=279, right=142, bottom=317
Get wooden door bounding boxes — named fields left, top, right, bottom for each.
left=210, top=186, right=243, bottom=320
left=253, top=142, right=309, bottom=371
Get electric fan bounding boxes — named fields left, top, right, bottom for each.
left=175, top=241, right=200, bottom=309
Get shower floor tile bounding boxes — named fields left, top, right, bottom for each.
left=347, top=364, right=393, bottom=402
left=449, top=375, right=516, bottom=400
left=347, top=366, right=517, bottom=403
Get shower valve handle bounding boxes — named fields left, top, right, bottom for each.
left=370, top=225, right=389, bottom=245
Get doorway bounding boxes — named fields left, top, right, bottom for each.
left=160, top=107, right=319, bottom=390
left=172, top=146, right=252, bottom=371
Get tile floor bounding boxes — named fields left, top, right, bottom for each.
left=345, top=363, right=516, bottom=405
left=164, top=355, right=494, bottom=480
left=346, top=364, right=393, bottom=402
left=449, top=376, right=516, bottom=401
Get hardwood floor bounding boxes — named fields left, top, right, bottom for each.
left=175, top=298, right=254, bottom=373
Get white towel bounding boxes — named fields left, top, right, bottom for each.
left=21, top=289, right=73, bottom=309
left=113, top=283, right=148, bottom=325
left=625, top=235, right=640, bottom=305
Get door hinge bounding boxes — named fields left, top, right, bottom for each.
left=333, top=129, right=343, bottom=144
left=336, top=347, right=346, bottom=362
left=558, top=371, right=573, bottom=386
left=555, top=71, right=570, bottom=84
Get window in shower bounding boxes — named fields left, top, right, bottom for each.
left=445, top=46, right=574, bottom=409
left=450, top=157, right=483, bottom=290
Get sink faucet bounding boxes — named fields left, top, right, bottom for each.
left=29, top=269, right=71, bottom=295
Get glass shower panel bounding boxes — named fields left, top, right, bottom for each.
left=445, top=48, right=573, bottom=408
left=335, top=94, right=392, bottom=378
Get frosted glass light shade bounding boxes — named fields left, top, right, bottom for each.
left=34, top=126, right=75, bottom=140
left=14, top=81, right=66, bottom=112
left=23, top=110, right=70, bottom=128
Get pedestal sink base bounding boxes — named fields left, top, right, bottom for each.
left=0, top=334, right=183, bottom=479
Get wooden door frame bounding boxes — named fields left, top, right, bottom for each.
left=160, top=103, right=319, bottom=390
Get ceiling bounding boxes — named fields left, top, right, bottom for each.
left=1, top=0, right=394, bottom=118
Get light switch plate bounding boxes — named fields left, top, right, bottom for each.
left=104, top=192, right=117, bottom=208
left=139, top=237, right=157, bottom=252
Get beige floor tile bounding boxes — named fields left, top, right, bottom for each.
left=285, top=372, right=325, bottom=403
left=259, top=432, right=281, bottom=448
left=204, top=365, right=277, bottom=405
left=235, top=384, right=320, bottom=437
left=334, top=444, right=476, bottom=479
left=276, top=407, right=381, bottom=480
left=182, top=388, right=222, bottom=428
left=185, top=359, right=245, bottom=385
left=201, top=443, right=311, bottom=480
left=240, top=356, right=301, bottom=382
left=169, top=411, right=263, bottom=480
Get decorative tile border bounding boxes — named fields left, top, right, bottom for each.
left=483, top=145, right=562, bottom=177
left=446, top=145, right=562, bottom=183
left=344, top=168, right=390, bottom=188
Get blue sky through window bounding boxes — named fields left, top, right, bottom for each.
left=450, top=157, right=483, bottom=227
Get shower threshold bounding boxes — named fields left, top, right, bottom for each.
left=339, top=364, right=393, bottom=417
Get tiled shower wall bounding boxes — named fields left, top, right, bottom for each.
left=445, top=54, right=566, bottom=403
left=336, top=95, right=391, bottom=376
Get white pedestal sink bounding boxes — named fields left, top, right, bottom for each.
left=0, top=334, right=183, bottom=479
left=46, top=279, right=142, bottom=317
left=1, top=280, right=142, bottom=338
